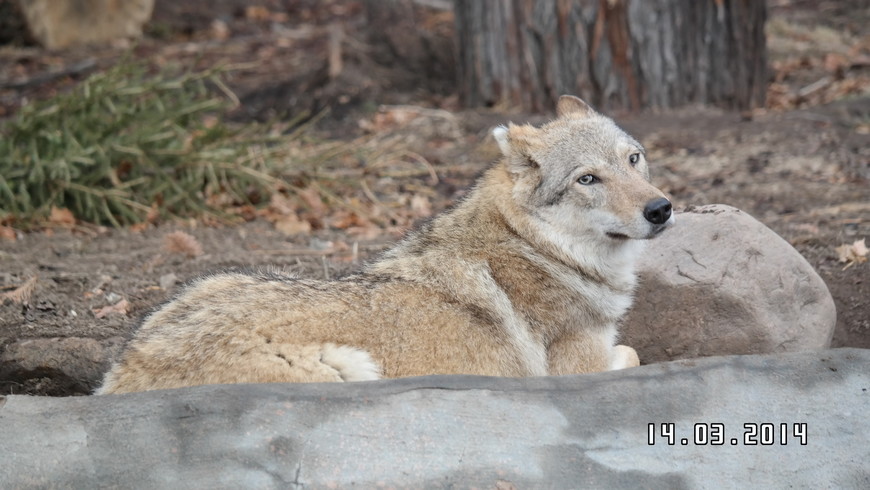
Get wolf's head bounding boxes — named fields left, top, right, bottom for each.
left=492, top=95, right=674, bottom=251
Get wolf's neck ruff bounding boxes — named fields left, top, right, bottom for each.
left=96, top=95, right=672, bottom=394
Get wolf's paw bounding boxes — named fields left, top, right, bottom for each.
left=319, top=344, right=382, bottom=381
left=610, top=344, right=640, bottom=370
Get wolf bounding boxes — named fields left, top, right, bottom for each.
left=97, top=95, right=674, bottom=394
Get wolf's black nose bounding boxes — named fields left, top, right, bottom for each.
left=643, top=198, right=672, bottom=225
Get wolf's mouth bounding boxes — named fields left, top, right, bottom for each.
left=642, top=224, right=670, bottom=239
left=606, top=232, right=630, bottom=240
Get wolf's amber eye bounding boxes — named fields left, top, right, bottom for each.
left=577, top=174, right=597, bottom=185
left=629, top=153, right=641, bottom=165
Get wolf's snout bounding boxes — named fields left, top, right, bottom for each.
left=643, top=198, right=672, bottom=225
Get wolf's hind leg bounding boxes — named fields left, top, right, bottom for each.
left=610, top=344, right=640, bottom=370
left=318, top=343, right=382, bottom=381
left=268, top=343, right=381, bottom=382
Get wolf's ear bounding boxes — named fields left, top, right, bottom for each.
left=492, top=123, right=542, bottom=174
left=556, top=95, right=594, bottom=119
left=492, top=125, right=511, bottom=156
left=492, top=123, right=539, bottom=157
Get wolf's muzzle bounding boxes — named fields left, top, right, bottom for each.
left=643, top=198, right=672, bottom=225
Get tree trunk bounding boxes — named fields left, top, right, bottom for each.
left=364, top=0, right=457, bottom=95
left=454, top=0, right=767, bottom=113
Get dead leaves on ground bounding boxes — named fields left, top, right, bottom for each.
left=256, top=105, right=456, bottom=239
left=261, top=182, right=434, bottom=240
left=265, top=193, right=313, bottom=235
left=0, top=226, right=17, bottom=241
left=81, top=276, right=131, bottom=318
left=767, top=37, right=870, bottom=111
left=48, top=206, right=76, bottom=227
left=7, top=206, right=109, bottom=236
left=92, top=298, right=129, bottom=319
left=1, top=275, right=130, bottom=317
left=836, top=239, right=869, bottom=270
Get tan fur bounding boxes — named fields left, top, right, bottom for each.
left=97, top=96, right=673, bottom=394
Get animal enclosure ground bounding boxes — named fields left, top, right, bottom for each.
left=1, top=0, right=868, bottom=395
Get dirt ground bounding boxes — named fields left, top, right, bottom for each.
left=1, top=0, right=868, bottom=396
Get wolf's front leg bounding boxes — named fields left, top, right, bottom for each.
left=610, top=344, right=640, bottom=370
left=547, top=331, right=611, bottom=375
left=548, top=332, right=640, bottom=375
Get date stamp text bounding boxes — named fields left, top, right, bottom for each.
left=647, top=423, right=807, bottom=446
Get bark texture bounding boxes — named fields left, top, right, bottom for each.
left=454, top=0, right=767, bottom=112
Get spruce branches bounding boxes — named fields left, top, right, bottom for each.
left=0, top=62, right=287, bottom=226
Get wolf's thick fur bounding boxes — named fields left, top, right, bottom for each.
left=97, top=96, right=673, bottom=394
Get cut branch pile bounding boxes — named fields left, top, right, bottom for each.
left=0, top=62, right=465, bottom=233
left=0, top=62, right=300, bottom=227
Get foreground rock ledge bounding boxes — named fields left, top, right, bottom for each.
left=1, top=349, right=867, bottom=489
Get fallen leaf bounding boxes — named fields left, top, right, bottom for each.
left=145, top=203, right=160, bottom=223
left=1, top=276, right=37, bottom=304
left=823, top=53, right=849, bottom=74
left=49, top=206, right=76, bottom=226
left=0, top=226, right=16, bottom=241
left=93, top=298, right=129, bottom=319
left=210, top=19, right=230, bottom=41
left=835, top=238, right=868, bottom=269
left=359, top=106, right=428, bottom=133
left=297, top=186, right=327, bottom=216
left=245, top=5, right=272, bottom=20
left=345, top=225, right=385, bottom=240
left=411, top=194, right=433, bottom=217
left=163, top=231, right=204, bottom=258
left=274, top=215, right=312, bottom=235
left=331, top=210, right=373, bottom=230
left=267, top=193, right=297, bottom=217
left=271, top=12, right=289, bottom=23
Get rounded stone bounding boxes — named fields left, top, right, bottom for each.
left=622, top=204, right=836, bottom=363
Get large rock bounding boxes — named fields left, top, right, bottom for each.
left=18, top=0, right=154, bottom=50
left=0, top=349, right=867, bottom=488
left=623, top=204, right=836, bottom=363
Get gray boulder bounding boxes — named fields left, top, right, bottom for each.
left=18, top=0, right=154, bottom=50
left=623, top=204, right=836, bottom=363
left=0, top=349, right=867, bottom=488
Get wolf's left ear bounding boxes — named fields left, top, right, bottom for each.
left=556, top=95, right=595, bottom=119
left=492, top=125, right=510, bottom=156
left=492, top=123, right=542, bottom=175
left=492, top=123, right=539, bottom=157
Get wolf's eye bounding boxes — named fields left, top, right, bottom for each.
left=629, top=153, right=641, bottom=166
left=577, top=174, right=597, bottom=185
